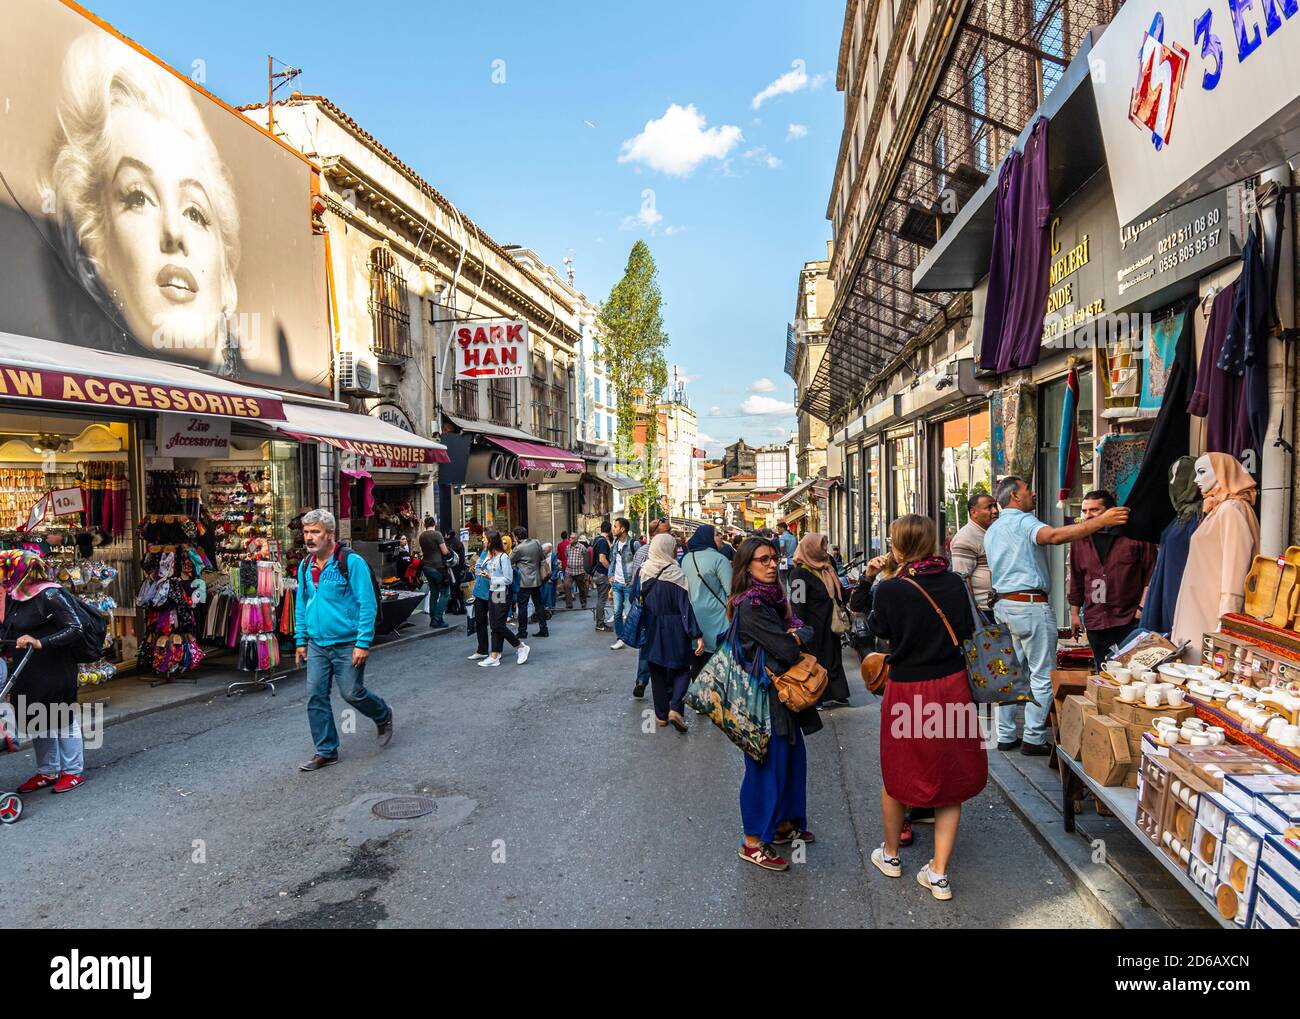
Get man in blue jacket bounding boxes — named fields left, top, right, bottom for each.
left=294, top=508, right=393, bottom=772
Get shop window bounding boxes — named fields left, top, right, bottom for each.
left=1034, top=0, right=1068, bottom=103
left=367, top=247, right=412, bottom=363
left=937, top=409, right=992, bottom=551
left=889, top=431, right=919, bottom=519
left=846, top=451, right=859, bottom=558
left=866, top=443, right=884, bottom=557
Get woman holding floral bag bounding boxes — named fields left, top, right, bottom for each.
left=728, top=538, right=822, bottom=872
left=865, top=515, right=986, bottom=901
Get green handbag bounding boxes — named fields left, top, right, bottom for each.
left=685, top=616, right=771, bottom=762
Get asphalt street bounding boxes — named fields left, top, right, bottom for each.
left=0, top=606, right=1101, bottom=928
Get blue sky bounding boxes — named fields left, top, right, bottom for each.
left=88, top=0, right=843, bottom=455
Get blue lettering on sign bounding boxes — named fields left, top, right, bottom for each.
left=1195, top=9, right=1225, bottom=88
left=1262, top=0, right=1298, bottom=34
left=1227, top=0, right=1263, bottom=59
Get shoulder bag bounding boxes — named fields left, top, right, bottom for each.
left=767, top=651, right=828, bottom=712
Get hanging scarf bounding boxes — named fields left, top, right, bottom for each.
left=794, top=532, right=841, bottom=600
left=898, top=554, right=949, bottom=578
left=640, top=533, right=689, bottom=591
left=1201, top=452, right=1256, bottom=515
left=732, top=579, right=805, bottom=631
left=1057, top=363, right=1080, bottom=508
left=1168, top=455, right=1202, bottom=523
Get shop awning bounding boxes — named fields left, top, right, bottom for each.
left=0, top=331, right=287, bottom=420
left=782, top=505, right=808, bottom=526
left=484, top=436, right=583, bottom=472
left=272, top=402, right=449, bottom=465
left=607, top=471, right=643, bottom=493
left=811, top=478, right=838, bottom=495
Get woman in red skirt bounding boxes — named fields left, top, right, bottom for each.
left=864, top=514, right=987, bottom=901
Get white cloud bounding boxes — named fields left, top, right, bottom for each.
left=740, top=395, right=797, bottom=416
left=618, top=103, right=742, bottom=177
left=620, top=205, right=662, bottom=231
left=664, top=224, right=686, bottom=236
left=751, top=59, right=827, bottom=110
left=709, top=405, right=723, bottom=417
left=748, top=378, right=776, bottom=393
left=786, top=123, right=808, bottom=141
left=742, top=146, right=782, bottom=170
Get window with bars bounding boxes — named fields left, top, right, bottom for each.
left=1034, top=0, right=1068, bottom=102
left=453, top=377, right=478, bottom=419
left=367, top=247, right=411, bottom=362
left=969, top=49, right=990, bottom=170
left=489, top=379, right=513, bottom=426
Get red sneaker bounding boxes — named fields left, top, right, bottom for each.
left=51, top=773, right=84, bottom=794
left=738, top=843, right=789, bottom=871
left=17, top=773, right=59, bottom=794
left=899, top=819, right=914, bottom=847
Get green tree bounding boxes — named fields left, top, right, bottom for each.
left=600, top=240, right=669, bottom=525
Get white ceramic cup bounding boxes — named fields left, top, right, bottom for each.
left=1119, top=685, right=1139, bottom=703
left=1281, top=725, right=1300, bottom=748
left=1145, top=687, right=1163, bottom=708
left=1183, top=717, right=1205, bottom=731
left=1167, top=688, right=1187, bottom=707
left=1190, top=733, right=1211, bottom=746
left=1163, top=727, right=1180, bottom=745
left=1206, top=727, right=1225, bottom=746
left=1112, top=667, right=1132, bottom=685
left=1267, top=716, right=1289, bottom=740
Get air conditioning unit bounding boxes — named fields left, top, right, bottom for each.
left=337, top=351, right=380, bottom=396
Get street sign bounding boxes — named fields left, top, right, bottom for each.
left=454, top=319, right=529, bottom=380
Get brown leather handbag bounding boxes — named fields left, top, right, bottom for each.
left=861, top=653, right=889, bottom=695
left=768, top=653, right=829, bottom=712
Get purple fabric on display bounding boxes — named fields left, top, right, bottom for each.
left=1187, top=282, right=1251, bottom=460
left=978, top=150, right=1023, bottom=372
left=996, top=116, right=1052, bottom=373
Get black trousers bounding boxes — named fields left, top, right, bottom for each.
left=1087, top=623, right=1135, bottom=668
left=649, top=662, right=691, bottom=721
left=473, top=597, right=491, bottom=655
left=446, top=569, right=465, bottom=613
left=489, top=598, right=521, bottom=653
left=516, top=586, right=547, bottom=637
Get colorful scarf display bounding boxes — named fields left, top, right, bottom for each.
left=1057, top=363, right=1080, bottom=508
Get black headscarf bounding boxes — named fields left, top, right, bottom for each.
left=686, top=524, right=717, bottom=554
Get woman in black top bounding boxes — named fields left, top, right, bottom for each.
left=865, top=515, right=987, bottom=902
left=0, top=551, right=88, bottom=794
left=730, top=538, right=822, bottom=873
left=791, top=532, right=850, bottom=706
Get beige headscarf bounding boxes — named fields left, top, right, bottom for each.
left=794, top=532, right=841, bottom=599
left=639, top=532, right=689, bottom=591
left=1201, top=452, right=1257, bottom=514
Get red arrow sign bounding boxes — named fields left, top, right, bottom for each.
left=460, top=367, right=496, bottom=377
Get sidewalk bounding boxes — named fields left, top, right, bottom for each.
left=986, top=741, right=1218, bottom=929
left=60, top=614, right=455, bottom=739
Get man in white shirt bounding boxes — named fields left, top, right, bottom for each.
left=608, top=517, right=634, bottom=649
left=949, top=491, right=999, bottom=617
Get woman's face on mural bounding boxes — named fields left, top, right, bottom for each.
left=97, top=106, right=227, bottom=350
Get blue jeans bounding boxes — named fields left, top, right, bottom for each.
left=611, top=580, right=630, bottom=639
left=306, top=642, right=391, bottom=758
left=635, top=645, right=651, bottom=690
left=422, top=566, right=449, bottom=627
left=993, top=600, right=1057, bottom=746
left=33, top=710, right=83, bottom=777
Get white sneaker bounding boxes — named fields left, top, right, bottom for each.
left=610, top=639, right=626, bottom=650
left=467, top=653, right=487, bottom=661
left=516, top=644, right=531, bottom=664
left=917, top=864, right=952, bottom=901
left=478, top=656, right=501, bottom=668
left=871, top=844, right=902, bottom=878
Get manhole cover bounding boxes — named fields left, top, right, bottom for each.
left=372, top=796, right=438, bottom=820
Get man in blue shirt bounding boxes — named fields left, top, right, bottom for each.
left=591, top=520, right=613, bottom=632
left=984, top=476, right=1127, bottom=755
left=294, top=508, right=393, bottom=772
left=776, top=521, right=798, bottom=597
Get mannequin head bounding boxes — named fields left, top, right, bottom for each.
left=1168, top=456, right=1201, bottom=521
left=1193, top=454, right=1218, bottom=494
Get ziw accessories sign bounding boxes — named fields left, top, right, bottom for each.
left=1092, top=0, right=1300, bottom=226
left=454, top=320, right=529, bottom=380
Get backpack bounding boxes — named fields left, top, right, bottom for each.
left=60, top=590, right=110, bottom=664
left=299, top=544, right=383, bottom=608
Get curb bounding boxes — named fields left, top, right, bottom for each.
left=985, top=751, right=1168, bottom=930
left=58, top=624, right=457, bottom=739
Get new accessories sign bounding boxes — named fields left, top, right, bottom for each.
left=1092, top=0, right=1300, bottom=226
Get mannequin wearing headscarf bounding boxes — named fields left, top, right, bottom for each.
left=793, top=533, right=850, bottom=704
left=681, top=525, right=733, bottom=653
left=639, top=533, right=703, bottom=728
left=0, top=550, right=87, bottom=790
left=1140, top=457, right=1202, bottom=634
left=1171, top=452, right=1259, bottom=656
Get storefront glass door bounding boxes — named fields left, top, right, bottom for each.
left=845, top=451, right=859, bottom=558
left=888, top=430, right=919, bottom=521
left=1037, top=369, right=1094, bottom=627
left=866, top=443, right=884, bottom=558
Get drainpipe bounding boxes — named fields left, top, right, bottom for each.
left=1259, top=165, right=1296, bottom=556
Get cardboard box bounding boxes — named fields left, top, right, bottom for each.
left=1058, top=694, right=1095, bottom=760
left=1223, top=773, right=1300, bottom=815
left=1083, top=714, right=1132, bottom=786
left=1085, top=675, right=1122, bottom=715
left=1192, top=759, right=1287, bottom=791
left=1107, top=701, right=1195, bottom=726
left=1256, top=792, right=1300, bottom=833
left=1253, top=863, right=1300, bottom=926
left=1262, top=833, right=1300, bottom=895
left=1122, top=766, right=1140, bottom=789
left=1169, top=744, right=1265, bottom=772
left=1051, top=669, right=1091, bottom=703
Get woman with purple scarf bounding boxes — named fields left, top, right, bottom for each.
left=728, top=537, right=822, bottom=872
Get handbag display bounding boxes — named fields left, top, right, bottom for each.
left=903, top=576, right=1033, bottom=707
left=767, top=652, right=828, bottom=712
left=685, top=616, right=771, bottom=762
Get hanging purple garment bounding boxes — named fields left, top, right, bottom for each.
left=978, top=151, right=1023, bottom=372
left=996, top=116, right=1052, bottom=373
left=1187, top=282, right=1251, bottom=460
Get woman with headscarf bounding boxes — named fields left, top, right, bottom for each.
left=729, top=537, right=821, bottom=872
left=1171, top=452, right=1259, bottom=655
left=639, top=533, right=704, bottom=732
left=1140, top=456, right=1202, bottom=634
left=792, top=532, right=850, bottom=707
left=681, top=525, right=733, bottom=667
left=0, top=551, right=87, bottom=795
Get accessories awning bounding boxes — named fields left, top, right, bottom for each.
left=0, top=331, right=286, bottom=420
left=484, top=436, right=583, bottom=472
left=272, top=402, right=449, bottom=464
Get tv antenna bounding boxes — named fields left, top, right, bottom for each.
left=266, top=56, right=303, bottom=135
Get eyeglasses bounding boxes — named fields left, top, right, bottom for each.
left=752, top=554, right=777, bottom=565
